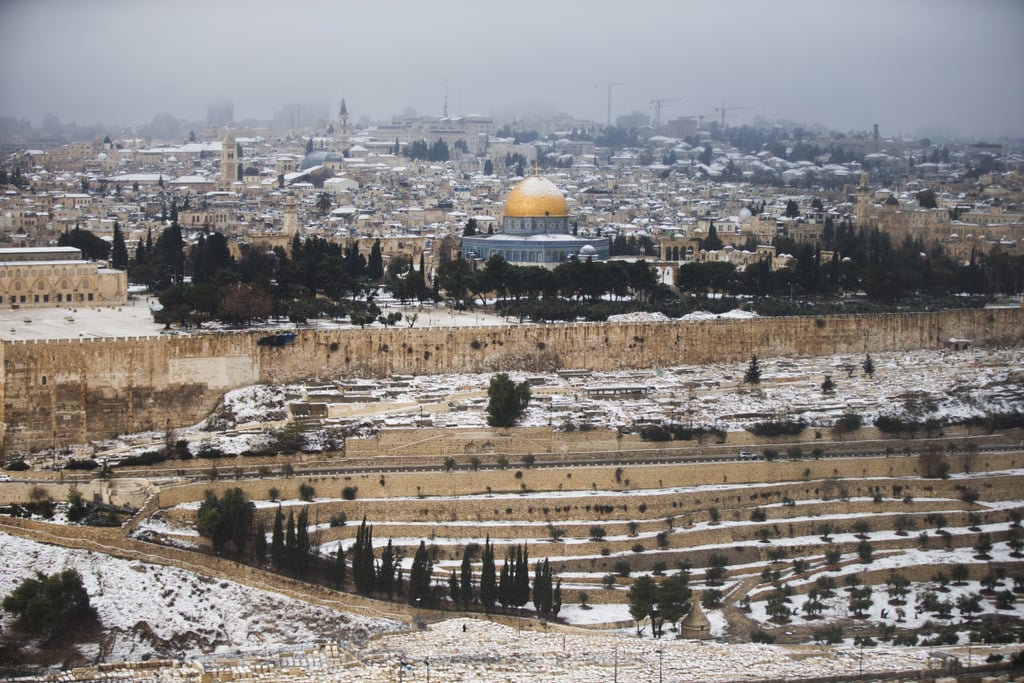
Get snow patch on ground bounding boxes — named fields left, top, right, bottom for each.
left=0, top=532, right=402, bottom=663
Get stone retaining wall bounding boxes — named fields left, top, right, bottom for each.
left=2, top=308, right=1021, bottom=453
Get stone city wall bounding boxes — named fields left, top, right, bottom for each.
left=1, top=308, right=1021, bottom=454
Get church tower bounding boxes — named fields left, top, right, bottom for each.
left=337, top=99, right=349, bottom=153
left=220, top=130, right=239, bottom=189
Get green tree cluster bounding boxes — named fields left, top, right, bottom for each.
left=351, top=516, right=377, bottom=594
left=627, top=570, right=692, bottom=637
left=404, top=139, right=450, bottom=161
left=497, top=543, right=531, bottom=610
left=609, top=233, right=657, bottom=257
left=196, top=487, right=254, bottom=558
left=268, top=505, right=313, bottom=575
left=486, top=373, right=531, bottom=428
left=58, top=225, right=110, bottom=261
left=531, top=558, right=561, bottom=617
left=2, top=570, right=96, bottom=638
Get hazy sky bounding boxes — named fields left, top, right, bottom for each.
left=2, top=0, right=1022, bottom=139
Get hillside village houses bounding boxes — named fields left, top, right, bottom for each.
left=1, top=103, right=1022, bottom=297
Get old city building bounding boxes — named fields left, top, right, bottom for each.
left=0, top=246, right=127, bottom=307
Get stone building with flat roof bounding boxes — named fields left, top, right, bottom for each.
left=0, top=247, right=127, bottom=308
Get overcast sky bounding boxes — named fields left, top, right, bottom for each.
left=1, top=0, right=1022, bottom=139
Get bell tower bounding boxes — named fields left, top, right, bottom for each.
left=220, top=129, right=239, bottom=189
left=337, top=98, right=349, bottom=153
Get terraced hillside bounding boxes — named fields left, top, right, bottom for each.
left=143, top=439, right=1024, bottom=649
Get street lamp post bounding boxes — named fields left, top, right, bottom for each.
left=658, top=647, right=663, bottom=683
left=613, top=646, right=618, bottom=683
left=425, top=657, right=430, bottom=683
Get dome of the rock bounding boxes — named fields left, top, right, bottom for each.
left=503, top=176, right=569, bottom=218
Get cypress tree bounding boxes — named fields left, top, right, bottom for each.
left=514, top=544, right=530, bottom=608
left=480, top=537, right=497, bottom=613
left=285, top=511, right=297, bottom=573
left=111, top=221, right=128, bottom=269
left=378, top=539, right=396, bottom=598
left=498, top=556, right=512, bottom=609
left=533, top=558, right=552, bottom=615
left=552, top=579, right=562, bottom=617
left=351, top=523, right=364, bottom=590
left=532, top=559, right=544, bottom=613
left=409, top=540, right=433, bottom=605
left=448, top=570, right=460, bottom=605
left=460, top=553, right=474, bottom=609
left=368, top=238, right=384, bottom=281
left=334, top=543, right=346, bottom=587
left=744, top=355, right=762, bottom=385
left=271, top=506, right=285, bottom=570
left=418, top=252, right=427, bottom=295
left=253, top=520, right=267, bottom=564
left=296, top=508, right=310, bottom=576
left=353, top=517, right=377, bottom=594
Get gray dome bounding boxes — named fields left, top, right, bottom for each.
left=301, top=151, right=345, bottom=170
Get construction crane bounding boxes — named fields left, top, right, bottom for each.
left=596, top=80, right=639, bottom=128
left=713, top=103, right=753, bottom=128
left=650, top=98, right=685, bottom=132
left=660, top=113, right=712, bottom=138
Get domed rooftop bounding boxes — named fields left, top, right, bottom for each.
left=503, top=176, right=568, bottom=218
left=301, top=150, right=345, bottom=171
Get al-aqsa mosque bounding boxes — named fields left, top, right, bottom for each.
left=461, top=175, right=609, bottom=266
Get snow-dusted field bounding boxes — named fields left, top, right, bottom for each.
left=73, top=345, right=1023, bottom=464
left=0, top=533, right=401, bottom=665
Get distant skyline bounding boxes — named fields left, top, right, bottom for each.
left=1, top=0, right=1022, bottom=140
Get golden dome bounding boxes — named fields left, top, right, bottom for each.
left=503, top=176, right=568, bottom=218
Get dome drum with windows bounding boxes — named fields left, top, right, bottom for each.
left=461, top=176, right=609, bottom=267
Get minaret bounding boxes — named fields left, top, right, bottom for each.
left=220, top=129, right=238, bottom=189
left=283, top=195, right=299, bottom=237
left=855, top=171, right=871, bottom=223
left=337, top=99, right=349, bottom=152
